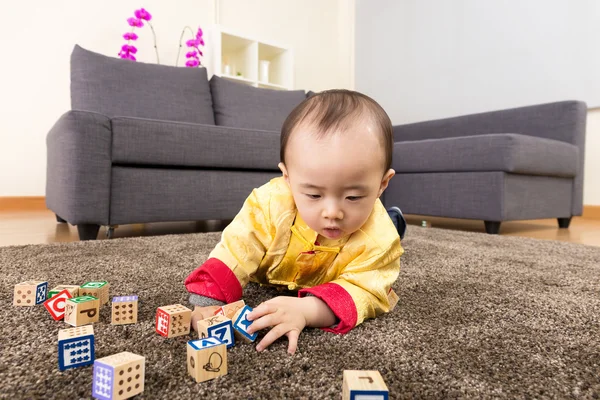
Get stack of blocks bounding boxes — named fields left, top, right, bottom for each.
left=13, top=281, right=48, bottom=306
left=58, top=325, right=95, bottom=371
left=111, top=296, right=138, bottom=325
left=155, top=304, right=192, bottom=338
left=80, top=281, right=110, bottom=305
left=64, top=295, right=100, bottom=326
left=92, top=351, right=145, bottom=400
left=186, top=303, right=258, bottom=383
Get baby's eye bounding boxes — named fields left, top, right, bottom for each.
left=347, top=196, right=364, bottom=201
left=306, top=194, right=321, bottom=199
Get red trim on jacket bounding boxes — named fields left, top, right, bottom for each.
left=184, top=258, right=242, bottom=304
left=298, top=282, right=357, bottom=334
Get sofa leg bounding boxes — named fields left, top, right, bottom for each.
left=557, top=217, right=572, bottom=229
left=77, top=224, right=101, bottom=240
left=484, top=221, right=501, bottom=234
left=56, top=214, right=67, bottom=223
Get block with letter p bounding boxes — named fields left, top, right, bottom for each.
left=64, top=295, right=100, bottom=326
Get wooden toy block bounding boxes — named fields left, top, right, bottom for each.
left=64, top=296, right=100, bottom=326
left=58, top=325, right=94, bottom=371
left=387, top=288, right=399, bottom=311
left=92, top=351, right=145, bottom=400
left=213, top=299, right=246, bottom=319
left=197, top=315, right=235, bottom=348
left=80, top=281, right=110, bottom=305
left=342, top=370, right=389, bottom=400
left=44, top=289, right=73, bottom=320
left=48, top=284, right=79, bottom=299
left=232, top=305, right=257, bottom=343
left=111, top=296, right=138, bottom=325
left=187, top=337, right=227, bottom=383
left=155, top=304, right=192, bottom=338
left=13, top=280, right=48, bottom=306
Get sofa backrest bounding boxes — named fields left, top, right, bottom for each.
left=70, top=45, right=215, bottom=125
left=209, top=75, right=306, bottom=132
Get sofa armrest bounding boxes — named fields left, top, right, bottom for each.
left=392, top=100, right=587, bottom=216
left=46, top=110, right=112, bottom=225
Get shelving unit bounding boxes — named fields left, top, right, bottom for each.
left=204, top=25, right=294, bottom=90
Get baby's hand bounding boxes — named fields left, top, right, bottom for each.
left=246, top=296, right=308, bottom=355
left=191, top=306, right=220, bottom=332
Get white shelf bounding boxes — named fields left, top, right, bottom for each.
left=205, top=25, right=294, bottom=90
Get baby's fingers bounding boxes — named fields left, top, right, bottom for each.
left=247, top=302, right=277, bottom=321
left=255, top=324, right=288, bottom=352
left=286, top=329, right=300, bottom=355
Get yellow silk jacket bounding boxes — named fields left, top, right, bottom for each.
left=185, top=177, right=403, bottom=334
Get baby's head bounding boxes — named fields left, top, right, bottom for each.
left=279, top=89, right=395, bottom=240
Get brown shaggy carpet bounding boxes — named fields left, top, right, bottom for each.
left=0, top=227, right=599, bottom=399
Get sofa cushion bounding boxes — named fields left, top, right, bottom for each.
left=210, top=75, right=305, bottom=131
left=393, top=134, right=578, bottom=177
left=70, top=45, right=215, bottom=125
left=111, top=117, right=280, bottom=171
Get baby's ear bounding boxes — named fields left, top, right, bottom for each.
left=378, top=169, right=395, bottom=197
left=278, top=162, right=290, bottom=183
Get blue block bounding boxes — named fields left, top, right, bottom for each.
left=188, top=337, right=225, bottom=350
left=58, top=334, right=95, bottom=371
left=92, top=361, right=114, bottom=400
left=35, top=282, right=48, bottom=305
left=233, top=305, right=258, bottom=341
left=206, top=319, right=235, bottom=349
left=350, top=390, right=388, bottom=400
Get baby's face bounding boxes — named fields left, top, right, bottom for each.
left=280, top=119, right=394, bottom=240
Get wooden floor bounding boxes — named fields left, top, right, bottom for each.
left=1, top=209, right=599, bottom=247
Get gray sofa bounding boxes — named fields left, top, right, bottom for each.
left=47, top=45, right=586, bottom=240
left=46, top=45, right=304, bottom=240
left=384, top=101, right=587, bottom=234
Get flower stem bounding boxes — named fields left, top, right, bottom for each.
left=176, top=26, right=196, bottom=66
left=147, top=21, right=160, bottom=64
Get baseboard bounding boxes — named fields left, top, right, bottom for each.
left=0, top=197, right=47, bottom=212
left=583, top=205, right=600, bottom=219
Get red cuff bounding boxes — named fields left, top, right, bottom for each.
left=298, top=283, right=357, bottom=334
left=184, top=258, right=243, bottom=303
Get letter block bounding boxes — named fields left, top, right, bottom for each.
left=111, top=296, right=138, bottom=325
left=64, top=296, right=100, bottom=327
left=197, top=315, right=235, bottom=348
left=92, top=351, right=145, bottom=400
left=155, top=304, right=192, bottom=338
left=13, top=280, right=48, bottom=306
left=342, top=370, right=389, bottom=400
left=48, top=285, right=80, bottom=299
left=232, top=305, right=258, bottom=343
left=44, top=289, right=73, bottom=320
left=80, top=281, right=110, bottom=305
left=213, top=299, right=246, bottom=319
left=187, top=337, right=227, bottom=383
left=58, top=325, right=95, bottom=371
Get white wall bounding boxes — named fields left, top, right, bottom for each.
left=0, top=0, right=353, bottom=196
left=584, top=110, right=600, bottom=206
left=356, top=0, right=600, bottom=206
